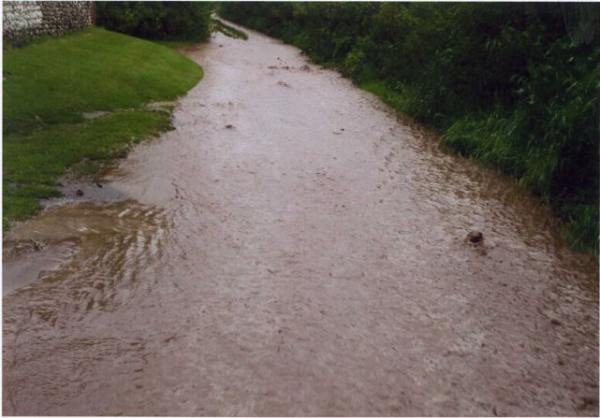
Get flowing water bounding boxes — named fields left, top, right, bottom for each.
left=3, top=23, right=598, bottom=416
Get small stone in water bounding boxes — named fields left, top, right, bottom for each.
left=467, top=230, right=483, bottom=243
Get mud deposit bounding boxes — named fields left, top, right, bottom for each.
left=3, top=22, right=598, bottom=416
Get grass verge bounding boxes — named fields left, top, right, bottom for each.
left=155, top=40, right=200, bottom=50
left=3, top=27, right=203, bottom=229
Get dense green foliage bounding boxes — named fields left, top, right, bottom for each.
left=97, top=1, right=212, bottom=41
left=3, top=27, right=203, bottom=227
left=220, top=2, right=600, bottom=253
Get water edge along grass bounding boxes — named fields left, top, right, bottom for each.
left=3, top=27, right=203, bottom=228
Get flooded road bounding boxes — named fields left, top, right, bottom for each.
left=3, top=23, right=598, bottom=416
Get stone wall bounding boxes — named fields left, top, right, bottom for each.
left=3, top=1, right=95, bottom=43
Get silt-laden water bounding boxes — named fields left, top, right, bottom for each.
left=3, top=22, right=598, bottom=416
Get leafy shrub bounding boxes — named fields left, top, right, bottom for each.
left=97, top=2, right=212, bottom=41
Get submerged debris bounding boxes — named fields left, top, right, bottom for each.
left=576, top=396, right=598, bottom=411
left=3, top=238, right=47, bottom=259
left=467, top=230, right=483, bottom=243
left=277, top=80, right=291, bottom=88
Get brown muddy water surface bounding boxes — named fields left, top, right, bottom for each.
left=3, top=22, right=599, bottom=416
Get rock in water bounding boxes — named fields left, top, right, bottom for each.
left=75, top=189, right=84, bottom=197
left=467, top=230, right=483, bottom=243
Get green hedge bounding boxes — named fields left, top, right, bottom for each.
left=97, top=2, right=212, bottom=41
left=220, top=2, right=599, bottom=253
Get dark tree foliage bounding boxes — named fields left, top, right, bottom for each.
left=97, top=2, right=212, bottom=41
left=220, top=2, right=599, bottom=252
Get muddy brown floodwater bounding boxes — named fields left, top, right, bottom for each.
left=3, top=22, right=599, bottom=416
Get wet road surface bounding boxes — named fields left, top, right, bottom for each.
left=3, top=22, right=598, bottom=416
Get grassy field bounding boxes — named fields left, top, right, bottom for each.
left=3, top=27, right=203, bottom=228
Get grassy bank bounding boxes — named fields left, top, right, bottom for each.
left=3, top=27, right=203, bottom=228
left=219, top=3, right=599, bottom=254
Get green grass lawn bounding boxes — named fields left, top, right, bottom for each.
left=3, top=27, right=203, bottom=228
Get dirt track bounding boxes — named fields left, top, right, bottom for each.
left=3, top=22, right=598, bottom=416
